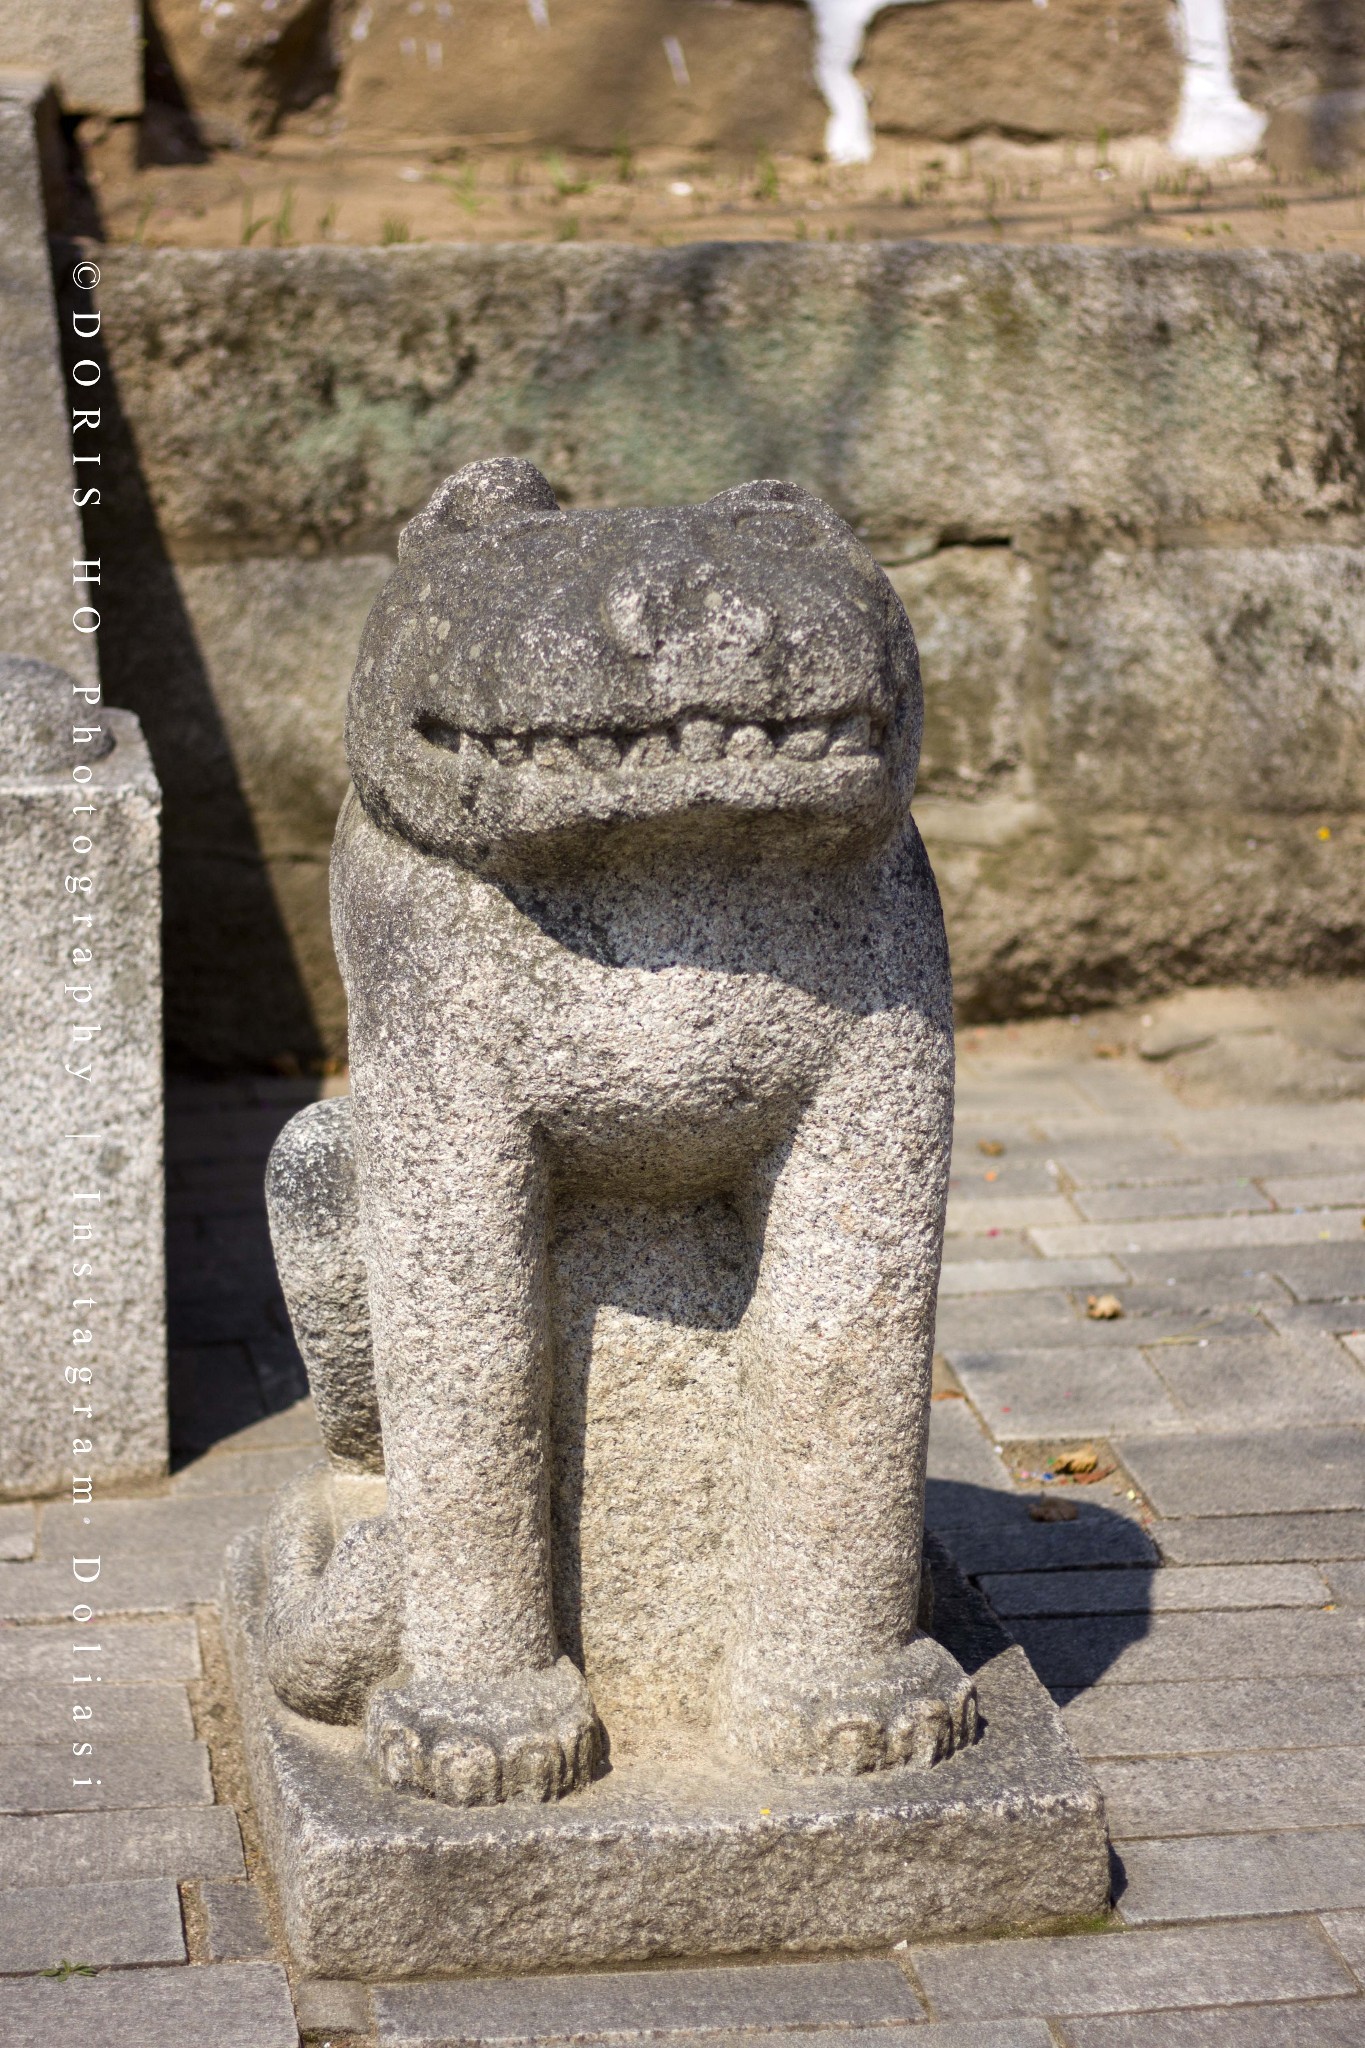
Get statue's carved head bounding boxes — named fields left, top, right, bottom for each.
left=347, top=459, right=922, bottom=876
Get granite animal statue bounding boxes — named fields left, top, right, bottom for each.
left=259, top=458, right=976, bottom=1808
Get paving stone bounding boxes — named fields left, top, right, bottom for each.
left=1349, top=1335, right=1365, bottom=1369
left=936, top=1295, right=1264, bottom=1353
left=1150, top=1335, right=1365, bottom=1431
left=1060, top=1999, right=1365, bottom=2046
left=212, top=1399, right=320, bottom=1452
left=1183, top=1105, right=1365, bottom=1156
left=169, top=1446, right=319, bottom=1498
left=1061, top=1676, right=1365, bottom=1759
left=1010, top=1607, right=1365, bottom=1689
left=949, top=1155, right=1064, bottom=1201
left=38, top=1494, right=274, bottom=1560
left=1074, top=1182, right=1274, bottom=1223
left=0, top=1742, right=213, bottom=1814
left=1032, top=1211, right=1364, bottom=1261
left=0, top=1878, right=184, bottom=1973
left=1116, top=1429, right=1365, bottom=1518
left=0, top=1554, right=242, bottom=1622
left=0, top=1960, right=297, bottom=2046
left=1116, top=1827, right=1365, bottom=1924
left=948, top=1348, right=1186, bottom=1439
left=1049, top=1140, right=1228, bottom=1190
left=1155, top=1512, right=1365, bottom=1566
left=925, top=1397, right=1020, bottom=1494
left=0, top=1808, right=244, bottom=1888
left=1328, top=1563, right=1365, bottom=1606
left=1321, top=1910, right=1365, bottom=1976
left=1116, top=1251, right=1293, bottom=1302
left=935, top=1504, right=1158, bottom=1578
left=938, top=1257, right=1126, bottom=1298
left=373, top=1959, right=925, bottom=2042
left=295, top=1977, right=373, bottom=2034
left=385, top=2030, right=1047, bottom=2048
left=0, top=1683, right=196, bottom=1747
left=1265, top=1302, right=1365, bottom=1343
left=1268, top=1246, right=1365, bottom=1305
left=0, top=1622, right=201, bottom=1685
left=946, top=1195, right=1079, bottom=1235
left=909, top=1917, right=1352, bottom=2022
left=199, top=1880, right=273, bottom=1961
left=0, top=1506, right=34, bottom=1562
left=1264, top=1174, right=1365, bottom=1210
left=1098, top=1746, right=1365, bottom=1839
left=980, top=1563, right=1327, bottom=1618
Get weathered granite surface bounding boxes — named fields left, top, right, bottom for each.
left=225, top=1525, right=1110, bottom=1974
left=0, top=78, right=95, bottom=685
left=0, top=3, right=140, bottom=117
left=227, top=462, right=1110, bottom=1964
left=0, top=657, right=166, bottom=1496
left=78, top=243, right=1365, bottom=1062
left=261, top=463, right=974, bottom=1796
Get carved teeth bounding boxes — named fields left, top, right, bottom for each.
left=531, top=733, right=578, bottom=771
left=827, top=713, right=873, bottom=756
left=775, top=722, right=831, bottom=762
left=677, top=715, right=726, bottom=763
left=576, top=733, right=622, bottom=770
left=724, top=723, right=773, bottom=760
left=428, top=710, right=880, bottom=769
left=620, top=729, right=678, bottom=770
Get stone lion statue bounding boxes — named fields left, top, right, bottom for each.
left=259, top=457, right=976, bottom=1807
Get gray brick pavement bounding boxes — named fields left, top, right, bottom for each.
left=0, top=1741, right=212, bottom=1814
left=1059, top=2001, right=1365, bottom=2045
left=1115, top=1828, right=1365, bottom=1922
left=908, top=1919, right=1354, bottom=2021
left=372, top=1960, right=925, bottom=2042
left=0, top=1878, right=185, bottom=1973
left=3, top=1057, right=1364, bottom=2044
left=0, top=1809, right=245, bottom=1889
left=0, top=1961, right=298, bottom=2047
left=1061, top=1675, right=1365, bottom=1758
left=1116, top=1429, right=1365, bottom=1517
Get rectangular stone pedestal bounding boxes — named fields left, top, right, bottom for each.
left=224, top=1530, right=1110, bottom=1978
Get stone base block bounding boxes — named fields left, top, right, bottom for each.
left=223, top=1530, right=1109, bottom=1978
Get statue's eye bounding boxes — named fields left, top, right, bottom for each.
left=729, top=508, right=822, bottom=550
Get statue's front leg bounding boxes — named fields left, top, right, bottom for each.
left=727, top=1024, right=977, bottom=1774
left=353, top=1053, right=600, bottom=1805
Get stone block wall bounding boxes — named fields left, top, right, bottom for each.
left=74, top=240, right=1365, bottom=1065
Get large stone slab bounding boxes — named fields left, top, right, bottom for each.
left=224, top=1530, right=1109, bottom=1978
left=83, top=245, right=1365, bottom=1063
left=0, top=663, right=166, bottom=1497
left=0, top=76, right=96, bottom=680
left=0, top=5, right=140, bottom=116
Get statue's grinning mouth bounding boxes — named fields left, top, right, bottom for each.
left=416, top=708, right=887, bottom=771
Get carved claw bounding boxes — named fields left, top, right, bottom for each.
left=729, top=1634, right=980, bottom=1777
left=365, top=1656, right=602, bottom=1806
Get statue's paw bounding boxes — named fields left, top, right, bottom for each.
left=365, top=1656, right=602, bottom=1806
left=731, top=1635, right=979, bottom=1777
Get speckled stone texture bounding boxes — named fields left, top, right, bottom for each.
left=236, top=462, right=1107, bottom=1963
left=225, top=1525, right=1110, bottom=1974
left=0, top=657, right=166, bottom=1496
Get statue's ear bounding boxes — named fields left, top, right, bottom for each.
left=398, top=458, right=559, bottom=560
